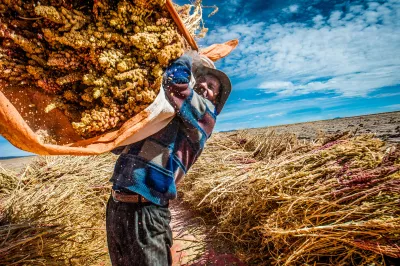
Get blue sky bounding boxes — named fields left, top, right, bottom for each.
left=1, top=0, right=400, bottom=157
left=190, top=0, right=400, bottom=131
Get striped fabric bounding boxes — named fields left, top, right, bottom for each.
left=110, top=56, right=217, bottom=206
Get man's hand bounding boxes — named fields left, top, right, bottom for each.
left=164, top=54, right=192, bottom=85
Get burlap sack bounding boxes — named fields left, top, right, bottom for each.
left=0, top=0, right=238, bottom=155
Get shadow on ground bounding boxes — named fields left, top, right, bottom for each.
left=170, top=200, right=246, bottom=266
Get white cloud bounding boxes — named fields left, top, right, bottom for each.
left=289, top=5, right=299, bottom=13
left=312, top=14, right=324, bottom=27
left=384, top=104, right=400, bottom=110
left=267, top=112, right=285, bottom=118
left=258, top=66, right=400, bottom=97
left=207, top=0, right=400, bottom=97
left=258, top=81, right=294, bottom=90
left=328, top=11, right=344, bottom=26
left=368, top=92, right=400, bottom=98
left=284, top=4, right=300, bottom=13
left=219, top=96, right=344, bottom=122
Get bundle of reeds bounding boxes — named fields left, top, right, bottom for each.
left=180, top=131, right=400, bottom=265
left=0, top=154, right=115, bottom=265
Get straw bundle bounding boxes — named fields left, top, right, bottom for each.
left=0, top=154, right=115, bottom=265
left=174, top=0, right=217, bottom=38
left=180, top=131, right=400, bottom=265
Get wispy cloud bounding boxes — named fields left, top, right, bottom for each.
left=259, top=81, right=294, bottom=90
left=368, top=91, right=400, bottom=99
left=383, top=104, right=400, bottom=110
left=207, top=0, right=400, bottom=97
left=219, top=96, right=344, bottom=122
left=267, top=112, right=286, bottom=118
left=284, top=4, right=300, bottom=13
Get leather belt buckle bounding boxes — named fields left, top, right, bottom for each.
left=112, top=189, right=150, bottom=203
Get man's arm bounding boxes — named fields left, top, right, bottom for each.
left=163, top=54, right=216, bottom=118
left=163, top=55, right=217, bottom=139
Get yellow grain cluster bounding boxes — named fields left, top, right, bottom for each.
left=0, top=0, right=185, bottom=138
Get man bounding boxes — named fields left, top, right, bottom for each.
left=106, top=52, right=232, bottom=266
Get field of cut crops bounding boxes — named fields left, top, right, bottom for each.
left=0, top=154, right=114, bottom=265
left=1, top=126, right=399, bottom=265
left=180, top=130, right=400, bottom=265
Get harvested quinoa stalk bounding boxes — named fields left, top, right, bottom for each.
left=0, top=0, right=187, bottom=139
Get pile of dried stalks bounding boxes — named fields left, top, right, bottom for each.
left=180, top=131, right=400, bottom=265
left=1, top=130, right=398, bottom=265
left=0, top=154, right=115, bottom=265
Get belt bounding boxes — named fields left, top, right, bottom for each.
left=112, top=189, right=151, bottom=203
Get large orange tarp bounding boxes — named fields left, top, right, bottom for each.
left=0, top=0, right=238, bottom=156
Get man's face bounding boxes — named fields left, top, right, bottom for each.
left=193, top=74, right=221, bottom=104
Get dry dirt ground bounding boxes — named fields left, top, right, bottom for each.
left=0, top=156, right=35, bottom=172
left=1, top=111, right=398, bottom=265
left=243, top=111, right=400, bottom=143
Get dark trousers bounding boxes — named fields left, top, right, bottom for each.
left=106, top=195, right=173, bottom=266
